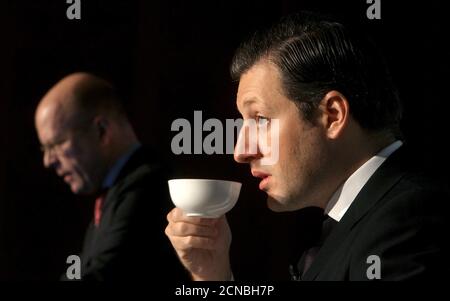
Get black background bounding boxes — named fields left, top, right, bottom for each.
left=0, top=0, right=448, bottom=280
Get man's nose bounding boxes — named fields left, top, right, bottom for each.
left=234, top=124, right=262, bottom=163
left=43, top=149, right=59, bottom=169
left=234, top=149, right=258, bottom=163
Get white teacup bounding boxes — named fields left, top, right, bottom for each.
left=168, top=179, right=242, bottom=218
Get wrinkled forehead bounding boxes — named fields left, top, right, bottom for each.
left=35, top=100, right=82, bottom=142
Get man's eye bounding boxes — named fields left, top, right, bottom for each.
left=40, top=138, right=67, bottom=153
left=256, top=116, right=270, bottom=126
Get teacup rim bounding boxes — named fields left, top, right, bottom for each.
left=168, top=178, right=242, bottom=186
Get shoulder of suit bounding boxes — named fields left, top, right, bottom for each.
left=359, top=171, right=448, bottom=229
left=110, top=160, right=168, bottom=197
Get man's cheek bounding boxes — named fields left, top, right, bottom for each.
left=261, top=119, right=280, bottom=166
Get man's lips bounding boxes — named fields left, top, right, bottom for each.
left=251, top=170, right=271, bottom=190
left=58, top=172, right=72, bottom=182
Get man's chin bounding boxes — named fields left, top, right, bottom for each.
left=69, top=183, right=93, bottom=196
left=266, top=194, right=303, bottom=212
left=69, top=185, right=82, bottom=195
left=266, top=195, right=287, bottom=212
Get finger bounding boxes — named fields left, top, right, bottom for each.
left=166, top=221, right=218, bottom=238
left=168, top=207, right=220, bottom=226
left=168, top=234, right=217, bottom=251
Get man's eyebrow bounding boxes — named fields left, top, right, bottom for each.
left=236, top=98, right=255, bottom=114
left=42, top=134, right=66, bottom=147
left=242, top=98, right=257, bottom=107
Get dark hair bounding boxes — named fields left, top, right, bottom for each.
left=231, top=12, right=402, bottom=134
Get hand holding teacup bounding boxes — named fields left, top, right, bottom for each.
left=165, top=179, right=241, bottom=280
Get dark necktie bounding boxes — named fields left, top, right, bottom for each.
left=290, top=215, right=338, bottom=280
left=94, top=190, right=108, bottom=227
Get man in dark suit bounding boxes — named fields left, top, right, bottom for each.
left=35, top=72, right=186, bottom=281
left=165, top=12, right=449, bottom=280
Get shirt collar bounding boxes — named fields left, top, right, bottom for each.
left=102, top=143, right=141, bottom=189
left=325, top=140, right=403, bottom=222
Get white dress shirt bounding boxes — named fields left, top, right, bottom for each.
left=325, top=140, right=403, bottom=222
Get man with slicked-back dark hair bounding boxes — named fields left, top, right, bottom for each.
left=165, top=12, right=449, bottom=281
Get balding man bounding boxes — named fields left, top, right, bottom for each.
left=35, top=73, right=186, bottom=281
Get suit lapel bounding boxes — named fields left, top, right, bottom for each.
left=81, top=222, right=96, bottom=266
left=81, top=147, right=158, bottom=267
left=302, top=148, right=407, bottom=280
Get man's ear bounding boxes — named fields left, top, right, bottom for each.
left=93, top=116, right=109, bottom=141
left=318, top=90, right=350, bottom=139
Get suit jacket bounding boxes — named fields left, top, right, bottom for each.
left=79, top=147, right=187, bottom=281
left=300, top=147, right=449, bottom=281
